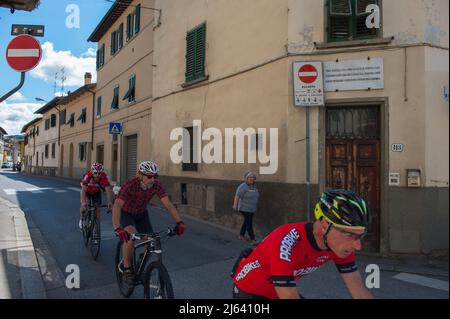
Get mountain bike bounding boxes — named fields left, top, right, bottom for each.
left=115, top=228, right=175, bottom=299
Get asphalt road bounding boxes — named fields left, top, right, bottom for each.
left=0, top=170, right=448, bottom=299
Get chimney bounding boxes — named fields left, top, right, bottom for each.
left=84, top=72, right=92, bottom=85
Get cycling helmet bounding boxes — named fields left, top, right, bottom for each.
left=138, top=161, right=159, bottom=175
left=314, top=189, right=371, bottom=230
left=91, top=162, right=104, bottom=173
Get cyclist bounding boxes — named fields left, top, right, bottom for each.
left=231, top=189, right=374, bottom=299
left=112, top=160, right=185, bottom=284
left=79, top=163, right=114, bottom=230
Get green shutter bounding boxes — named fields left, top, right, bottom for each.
left=355, top=0, right=379, bottom=38
left=135, top=4, right=141, bottom=34
left=111, top=31, right=116, bottom=55
left=328, top=0, right=352, bottom=42
left=126, top=14, right=131, bottom=40
left=185, top=23, right=206, bottom=83
left=118, top=23, right=123, bottom=49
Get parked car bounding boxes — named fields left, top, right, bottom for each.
left=1, top=162, right=13, bottom=169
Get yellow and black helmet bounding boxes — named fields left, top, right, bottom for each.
left=315, top=189, right=371, bottom=230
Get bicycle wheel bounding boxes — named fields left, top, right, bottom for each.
left=143, top=261, right=174, bottom=299
left=89, top=219, right=101, bottom=260
left=81, top=211, right=91, bottom=247
left=115, top=241, right=135, bottom=298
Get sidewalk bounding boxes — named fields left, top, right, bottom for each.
left=0, top=197, right=46, bottom=299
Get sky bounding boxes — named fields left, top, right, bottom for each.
left=0, top=0, right=112, bottom=135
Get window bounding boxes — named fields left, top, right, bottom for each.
left=36, top=126, right=39, bottom=136
left=79, top=142, right=87, bottom=161
left=45, top=144, right=49, bottom=159
left=111, top=30, right=117, bottom=55
left=118, top=23, right=124, bottom=50
left=45, top=118, right=50, bottom=130
left=60, top=109, right=66, bottom=125
left=67, top=113, right=75, bottom=127
left=96, top=96, right=102, bottom=117
left=134, top=4, right=141, bottom=34
left=50, top=114, right=57, bottom=127
left=185, top=23, right=206, bottom=84
left=111, top=86, right=119, bottom=110
left=100, top=44, right=105, bottom=67
left=182, top=126, right=198, bottom=171
left=123, top=75, right=136, bottom=103
left=77, top=108, right=87, bottom=123
left=126, top=14, right=134, bottom=41
left=327, top=0, right=380, bottom=42
left=51, top=143, right=56, bottom=158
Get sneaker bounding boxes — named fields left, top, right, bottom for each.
left=123, top=268, right=135, bottom=285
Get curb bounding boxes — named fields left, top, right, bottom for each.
left=0, top=197, right=47, bottom=298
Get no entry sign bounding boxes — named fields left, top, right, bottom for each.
left=6, top=34, right=42, bottom=72
left=293, top=61, right=324, bottom=107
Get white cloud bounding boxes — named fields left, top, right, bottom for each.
left=30, top=42, right=97, bottom=88
left=0, top=101, right=43, bottom=135
left=8, top=92, right=27, bottom=102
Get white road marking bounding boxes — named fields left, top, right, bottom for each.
left=393, top=273, right=449, bottom=292
left=3, top=189, right=16, bottom=195
left=26, top=188, right=44, bottom=193
left=53, top=190, right=67, bottom=193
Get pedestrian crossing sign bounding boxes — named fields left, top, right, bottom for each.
left=109, top=122, right=123, bottom=135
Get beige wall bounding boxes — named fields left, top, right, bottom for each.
left=93, top=0, right=155, bottom=183
left=36, top=110, right=59, bottom=168
left=60, top=93, right=95, bottom=179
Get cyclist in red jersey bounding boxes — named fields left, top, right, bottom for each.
left=231, top=189, right=373, bottom=299
left=79, top=163, right=114, bottom=230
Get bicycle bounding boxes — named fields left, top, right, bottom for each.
left=81, top=196, right=110, bottom=260
left=115, top=228, right=176, bottom=299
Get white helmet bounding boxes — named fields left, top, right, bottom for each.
left=138, top=161, right=159, bottom=175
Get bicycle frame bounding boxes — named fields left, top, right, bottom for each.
left=132, top=235, right=163, bottom=282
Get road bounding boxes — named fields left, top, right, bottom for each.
left=0, top=169, right=448, bottom=299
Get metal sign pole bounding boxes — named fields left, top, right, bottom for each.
left=0, top=72, right=25, bottom=103
left=306, top=105, right=311, bottom=221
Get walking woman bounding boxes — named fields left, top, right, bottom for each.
left=233, top=171, right=260, bottom=245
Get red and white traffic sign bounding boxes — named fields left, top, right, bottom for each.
left=293, top=61, right=324, bottom=107
left=298, top=64, right=318, bottom=84
left=6, top=34, right=42, bottom=72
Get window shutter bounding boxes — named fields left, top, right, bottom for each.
left=111, top=31, right=117, bottom=55
left=118, top=23, right=123, bottom=49
left=96, top=49, right=100, bottom=69
left=126, top=14, right=132, bottom=40
left=101, top=44, right=105, bottom=66
left=329, top=0, right=352, bottom=41
left=185, top=31, right=196, bottom=82
left=195, top=24, right=206, bottom=78
left=134, top=4, right=141, bottom=34
left=355, top=0, right=379, bottom=37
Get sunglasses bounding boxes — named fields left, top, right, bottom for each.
left=143, top=174, right=158, bottom=179
left=333, top=226, right=367, bottom=241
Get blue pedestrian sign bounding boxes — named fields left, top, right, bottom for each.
left=109, top=122, right=123, bottom=135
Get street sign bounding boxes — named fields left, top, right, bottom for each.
left=11, top=24, right=45, bottom=37
left=6, top=34, right=42, bottom=72
left=109, top=122, right=123, bottom=135
left=293, top=61, right=324, bottom=106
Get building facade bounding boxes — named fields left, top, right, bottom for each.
left=25, top=0, right=448, bottom=255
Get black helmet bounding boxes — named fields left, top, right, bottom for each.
left=315, top=189, right=371, bottom=230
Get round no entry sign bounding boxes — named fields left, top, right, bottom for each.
left=298, top=64, right=318, bottom=84
left=6, top=34, right=42, bottom=72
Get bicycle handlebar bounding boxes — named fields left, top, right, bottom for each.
left=130, top=228, right=176, bottom=241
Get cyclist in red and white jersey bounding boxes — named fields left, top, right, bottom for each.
left=79, top=163, right=114, bottom=230
left=231, top=189, right=373, bottom=299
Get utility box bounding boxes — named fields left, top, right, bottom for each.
left=407, top=169, right=421, bottom=188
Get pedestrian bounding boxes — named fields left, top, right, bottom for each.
left=233, top=171, right=260, bottom=245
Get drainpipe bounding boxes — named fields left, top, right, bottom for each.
left=85, top=72, right=95, bottom=153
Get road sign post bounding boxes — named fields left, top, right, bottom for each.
left=1, top=34, right=42, bottom=103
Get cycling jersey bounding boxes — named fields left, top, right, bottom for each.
left=233, top=222, right=357, bottom=299
left=81, top=171, right=110, bottom=195
left=116, top=177, right=168, bottom=215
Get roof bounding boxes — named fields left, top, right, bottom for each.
left=21, top=117, right=42, bottom=133
left=0, top=0, right=40, bottom=12
left=34, top=97, right=62, bottom=114
left=87, top=0, right=132, bottom=42
left=59, top=83, right=96, bottom=105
